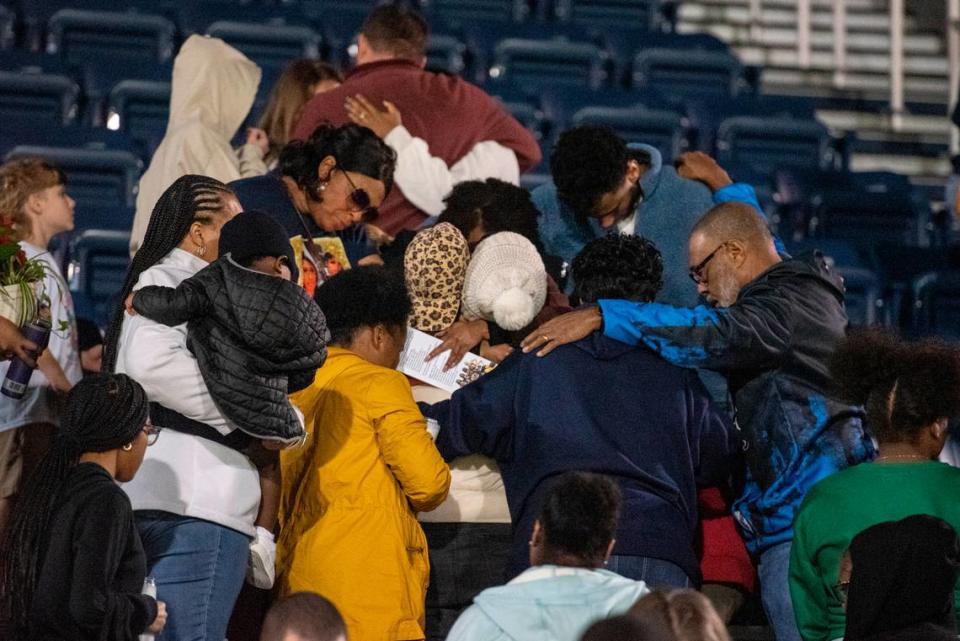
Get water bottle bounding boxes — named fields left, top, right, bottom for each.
left=140, top=576, right=157, bottom=641
left=1, top=318, right=51, bottom=399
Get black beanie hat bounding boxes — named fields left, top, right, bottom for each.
left=219, top=210, right=299, bottom=282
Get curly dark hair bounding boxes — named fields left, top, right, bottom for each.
left=315, top=265, right=411, bottom=346
left=551, top=125, right=633, bottom=218
left=436, top=178, right=542, bottom=250
left=830, top=328, right=960, bottom=443
left=280, top=123, right=396, bottom=203
left=539, top=472, right=621, bottom=567
left=572, top=234, right=663, bottom=304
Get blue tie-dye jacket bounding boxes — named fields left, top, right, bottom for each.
left=598, top=252, right=876, bottom=552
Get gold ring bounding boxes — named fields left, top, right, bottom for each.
left=359, top=113, right=366, bottom=119
left=540, top=335, right=550, bottom=342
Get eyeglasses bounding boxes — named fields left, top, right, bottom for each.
left=833, top=580, right=851, bottom=603
left=143, top=420, right=162, bottom=446
left=337, top=168, right=378, bottom=223
left=688, top=242, right=727, bottom=284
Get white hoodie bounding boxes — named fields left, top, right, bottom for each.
left=129, top=35, right=266, bottom=255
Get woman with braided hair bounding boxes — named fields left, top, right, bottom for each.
left=103, top=175, right=260, bottom=641
left=0, top=373, right=166, bottom=640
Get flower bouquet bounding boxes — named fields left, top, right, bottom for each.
left=0, top=215, right=55, bottom=327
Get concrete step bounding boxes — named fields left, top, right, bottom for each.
left=733, top=45, right=948, bottom=77
left=688, top=0, right=883, bottom=10
left=682, top=6, right=905, bottom=32
left=850, top=151, right=950, bottom=175
left=760, top=67, right=949, bottom=101
left=754, top=48, right=947, bottom=74
left=683, top=22, right=944, bottom=55
left=817, top=109, right=952, bottom=138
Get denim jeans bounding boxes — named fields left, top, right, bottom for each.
left=606, top=555, right=692, bottom=589
left=136, top=511, right=249, bottom=641
left=759, top=541, right=802, bottom=641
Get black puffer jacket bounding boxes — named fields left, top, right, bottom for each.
left=132, top=256, right=328, bottom=444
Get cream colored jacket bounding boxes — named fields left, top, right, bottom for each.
left=130, top=35, right=266, bottom=255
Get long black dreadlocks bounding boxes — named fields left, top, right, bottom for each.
left=0, top=373, right=149, bottom=636
left=103, top=175, right=234, bottom=372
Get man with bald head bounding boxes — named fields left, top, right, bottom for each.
left=523, top=202, right=875, bottom=641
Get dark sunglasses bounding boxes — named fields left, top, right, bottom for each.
left=338, top=168, right=378, bottom=223
left=688, top=242, right=727, bottom=284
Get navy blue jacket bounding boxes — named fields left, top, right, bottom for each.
left=421, top=333, right=737, bottom=584
left=599, top=252, right=876, bottom=553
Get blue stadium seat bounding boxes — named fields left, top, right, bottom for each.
left=106, top=80, right=171, bottom=157
left=0, top=48, right=75, bottom=76
left=426, top=34, right=471, bottom=77
left=836, top=267, right=882, bottom=326
left=0, top=4, right=14, bottom=49
left=4, top=145, right=141, bottom=230
left=632, top=48, right=743, bottom=98
left=910, top=270, right=960, bottom=339
left=66, top=229, right=130, bottom=328
left=46, top=9, right=176, bottom=67
left=488, top=84, right=553, bottom=142
left=553, top=0, right=657, bottom=32
left=571, top=104, right=687, bottom=161
left=205, top=21, right=323, bottom=74
left=715, top=115, right=830, bottom=174
left=0, top=71, right=80, bottom=129
left=489, top=38, right=610, bottom=89
left=46, top=9, right=176, bottom=119
left=811, top=172, right=928, bottom=246
left=423, top=0, right=532, bottom=27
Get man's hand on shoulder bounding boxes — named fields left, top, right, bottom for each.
left=521, top=306, right=603, bottom=357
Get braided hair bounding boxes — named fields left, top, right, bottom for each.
left=103, top=175, right=234, bottom=372
left=0, top=373, right=149, bottom=636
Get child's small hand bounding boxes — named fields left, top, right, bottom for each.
left=124, top=293, right=137, bottom=316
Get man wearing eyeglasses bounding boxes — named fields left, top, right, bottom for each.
left=531, top=125, right=768, bottom=307
left=522, top=201, right=875, bottom=641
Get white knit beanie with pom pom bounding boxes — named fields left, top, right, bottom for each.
left=461, top=232, right=547, bottom=331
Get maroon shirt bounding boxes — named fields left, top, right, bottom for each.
left=293, top=59, right=542, bottom=236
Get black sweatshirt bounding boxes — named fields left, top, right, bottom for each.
left=30, top=463, right=156, bottom=641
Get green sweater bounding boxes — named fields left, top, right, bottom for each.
left=789, top=461, right=960, bottom=641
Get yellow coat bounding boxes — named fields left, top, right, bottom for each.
left=278, top=347, right=451, bottom=641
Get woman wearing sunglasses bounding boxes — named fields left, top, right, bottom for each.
left=229, top=123, right=397, bottom=289
left=0, top=373, right=167, bottom=641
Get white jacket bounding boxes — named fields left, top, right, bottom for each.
left=413, top=384, right=510, bottom=524
left=116, top=248, right=259, bottom=536
left=130, top=35, right=267, bottom=255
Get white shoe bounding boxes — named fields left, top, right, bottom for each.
left=247, top=526, right=276, bottom=589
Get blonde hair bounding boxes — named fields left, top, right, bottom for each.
left=258, top=59, right=342, bottom=161
left=0, top=158, right=66, bottom=239
left=630, top=590, right=732, bottom=641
